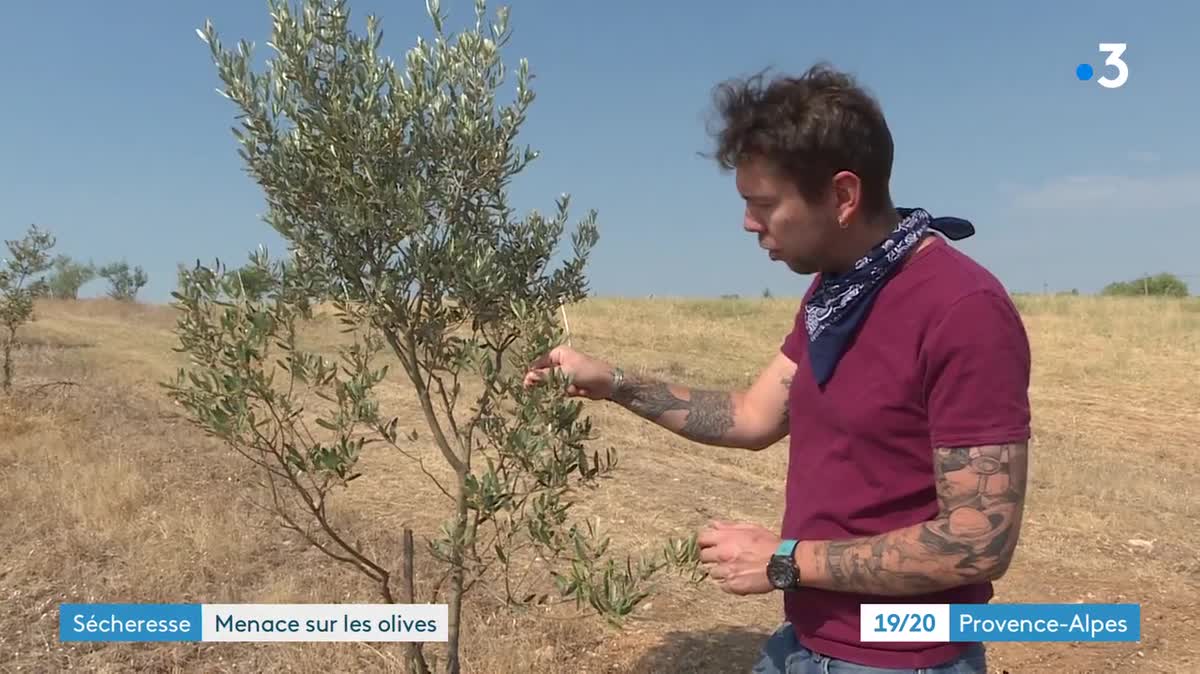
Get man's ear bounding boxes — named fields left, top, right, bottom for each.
left=830, top=170, right=862, bottom=225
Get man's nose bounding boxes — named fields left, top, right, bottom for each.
left=743, top=212, right=764, bottom=233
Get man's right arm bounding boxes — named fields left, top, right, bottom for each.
left=608, top=351, right=797, bottom=450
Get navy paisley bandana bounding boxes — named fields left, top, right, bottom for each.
left=804, top=207, right=975, bottom=386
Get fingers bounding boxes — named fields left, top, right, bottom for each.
left=706, top=563, right=727, bottom=581
left=697, top=527, right=720, bottom=548
left=522, top=368, right=550, bottom=389
left=697, top=520, right=750, bottom=583
left=522, top=347, right=567, bottom=389
left=524, top=369, right=585, bottom=395
left=523, top=347, right=604, bottom=401
left=701, top=556, right=739, bottom=595
left=524, top=370, right=590, bottom=399
left=697, top=519, right=740, bottom=546
left=528, top=349, right=558, bottom=370
left=696, top=520, right=775, bottom=597
left=698, top=544, right=726, bottom=565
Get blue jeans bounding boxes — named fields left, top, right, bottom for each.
left=751, top=623, right=987, bottom=674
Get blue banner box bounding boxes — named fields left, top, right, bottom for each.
left=60, top=604, right=203, bottom=642
left=950, top=603, right=1141, bottom=642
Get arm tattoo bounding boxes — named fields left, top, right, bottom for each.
left=809, top=442, right=1027, bottom=596
left=610, top=374, right=735, bottom=443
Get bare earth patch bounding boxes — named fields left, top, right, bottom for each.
left=1, top=295, right=1197, bottom=672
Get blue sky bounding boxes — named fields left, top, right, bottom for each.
left=3, top=0, right=1198, bottom=301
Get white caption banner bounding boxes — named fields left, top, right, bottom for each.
left=860, top=603, right=951, bottom=643
left=201, top=604, right=448, bottom=642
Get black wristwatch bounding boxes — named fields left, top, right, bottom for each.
left=767, top=539, right=802, bottom=591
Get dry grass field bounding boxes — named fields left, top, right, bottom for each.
left=1, top=293, right=1198, bottom=673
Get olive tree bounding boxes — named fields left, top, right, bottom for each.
left=1, top=225, right=55, bottom=392
left=98, top=261, right=149, bottom=301
left=165, top=1, right=701, bottom=671
left=47, top=255, right=98, bottom=300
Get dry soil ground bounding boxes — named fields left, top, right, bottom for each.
left=1, top=294, right=1197, bottom=673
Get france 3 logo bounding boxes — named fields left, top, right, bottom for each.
left=1076, top=43, right=1128, bottom=88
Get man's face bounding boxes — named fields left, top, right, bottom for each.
left=735, top=156, right=839, bottom=275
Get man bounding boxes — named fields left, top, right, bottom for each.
left=523, top=63, right=1031, bottom=673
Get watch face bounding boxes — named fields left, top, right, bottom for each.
left=768, top=556, right=796, bottom=589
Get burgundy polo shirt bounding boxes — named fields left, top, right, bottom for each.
left=778, top=235, right=1032, bottom=668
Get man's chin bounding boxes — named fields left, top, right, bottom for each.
left=783, top=258, right=817, bottom=275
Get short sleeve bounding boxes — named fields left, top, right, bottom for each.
left=780, top=308, right=806, bottom=363
left=922, top=290, right=1032, bottom=448
left=780, top=278, right=819, bottom=363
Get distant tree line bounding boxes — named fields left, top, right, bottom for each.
left=1, top=224, right=151, bottom=391
left=1100, top=272, right=1189, bottom=298
left=734, top=273, right=1193, bottom=301
left=45, top=257, right=150, bottom=302
left=1, top=224, right=150, bottom=302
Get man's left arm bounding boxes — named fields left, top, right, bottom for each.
left=792, top=439, right=1028, bottom=595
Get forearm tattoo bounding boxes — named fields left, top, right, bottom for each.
left=610, top=373, right=735, bottom=443
left=814, top=442, right=1027, bottom=595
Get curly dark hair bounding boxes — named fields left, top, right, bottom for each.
left=708, top=63, right=895, bottom=216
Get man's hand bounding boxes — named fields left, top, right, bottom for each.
left=523, top=345, right=617, bottom=400
left=524, top=347, right=796, bottom=451
left=697, top=520, right=780, bottom=595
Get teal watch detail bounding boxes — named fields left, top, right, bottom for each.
left=767, top=538, right=801, bottom=591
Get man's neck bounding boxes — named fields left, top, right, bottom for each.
left=822, top=209, right=902, bottom=274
